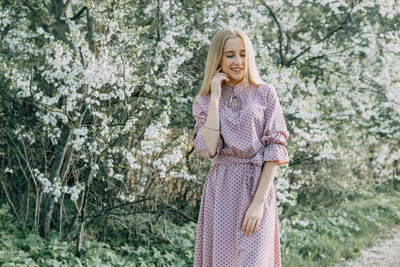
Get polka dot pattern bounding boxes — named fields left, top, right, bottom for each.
left=192, top=79, right=290, bottom=266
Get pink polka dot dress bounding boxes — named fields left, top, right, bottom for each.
left=192, top=79, right=290, bottom=267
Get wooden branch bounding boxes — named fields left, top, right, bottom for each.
left=286, top=12, right=353, bottom=66
left=260, top=1, right=285, bottom=65
left=19, top=0, right=49, bottom=27
left=84, top=198, right=155, bottom=227
left=59, top=0, right=72, bottom=19
left=156, top=0, right=162, bottom=42
left=71, top=6, right=88, bottom=21
left=28, top=61, right=77, bottom=128
left=0, top=173, right=22, bottom=222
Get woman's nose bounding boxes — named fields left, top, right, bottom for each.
left=234, top=55, right=242, bottom=65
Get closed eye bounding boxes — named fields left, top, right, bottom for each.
left=226, top=55, right=246, bottom=58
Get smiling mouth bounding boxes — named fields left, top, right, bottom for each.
left=231, top=68, right=243, bottom=71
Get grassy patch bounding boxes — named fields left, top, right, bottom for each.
left=281, top=190, right=400, bottom=266
left=1, top=189, right=400, bottom=266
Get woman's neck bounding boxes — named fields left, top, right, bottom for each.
left=223, top=79, right=242, bottom=88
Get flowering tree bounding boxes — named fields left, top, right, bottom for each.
left=0, top=0, right=399, bottom=253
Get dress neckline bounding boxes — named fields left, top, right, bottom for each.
left=222, top=78, right=249, bottom=91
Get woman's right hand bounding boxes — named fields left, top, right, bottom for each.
left=210, top=67, right=230, bottom=99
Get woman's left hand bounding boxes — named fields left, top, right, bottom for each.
left=242, top=201, right=265, bottom=236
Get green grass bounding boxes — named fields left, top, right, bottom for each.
left=0, top=189, right=399, bottom=266
left=281, top=190, right=400, bottom=266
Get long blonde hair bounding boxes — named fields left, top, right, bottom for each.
left=197, top=27, right=264, bottom=96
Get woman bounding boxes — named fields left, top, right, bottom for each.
left=192, top=27, right=289, bottom=266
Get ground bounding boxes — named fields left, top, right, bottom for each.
left=340, top=225, right=400, bottom=267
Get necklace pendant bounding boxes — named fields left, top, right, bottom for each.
left=232, top=97, right=238, bottom=106
left=228, top=94, right=241, bottom=111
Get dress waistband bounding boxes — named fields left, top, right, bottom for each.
left=213, top=150, right=264, bottom=198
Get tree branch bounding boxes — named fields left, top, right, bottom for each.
left=19, top=0, right=49, bottom=27
left=71, top=6, right=88, bottom=21
left=260, top=1, right=285, bottom=65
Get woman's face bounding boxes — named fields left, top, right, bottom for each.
left=220, top=36, right=246, bottom=87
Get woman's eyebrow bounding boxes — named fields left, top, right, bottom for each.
left=224, top=50, right=246, bottom=53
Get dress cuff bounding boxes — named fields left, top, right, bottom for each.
left=194, top=126, right=223, bottom=160
left=263, top=143, right=289, bottom=165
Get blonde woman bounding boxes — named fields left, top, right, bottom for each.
left=192, top=27, right=290, bottom=266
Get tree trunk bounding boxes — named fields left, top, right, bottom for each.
left=75, top=158, right=96, bottom=256
left=39, top=125, right=73, bottom=238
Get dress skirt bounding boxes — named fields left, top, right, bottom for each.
left=193, top=154, right=281, bottom=267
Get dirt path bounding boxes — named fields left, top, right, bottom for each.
left=340, top=225, right=400, bottom=267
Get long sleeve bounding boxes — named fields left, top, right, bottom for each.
left=192, top=95, right=224, bottom=160
left=261, top=84, right=290, bottom=165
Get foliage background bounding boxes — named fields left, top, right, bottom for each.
left=0, top=0, right=399, bottom=266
